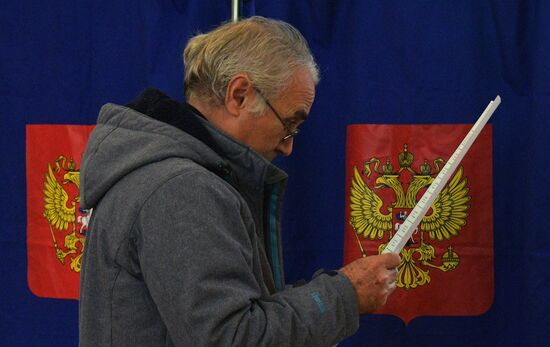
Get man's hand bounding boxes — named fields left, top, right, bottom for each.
left=339, top=253, right=401, bottom=314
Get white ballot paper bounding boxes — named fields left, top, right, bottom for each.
left=382, top=96, right=501, bottom=254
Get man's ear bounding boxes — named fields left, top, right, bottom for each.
left=225, top=74, right=254, bottom=117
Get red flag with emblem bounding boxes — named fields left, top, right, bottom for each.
left=343, top=124, right=494, bottom=324
left=26, top=125, right=94, bottom=299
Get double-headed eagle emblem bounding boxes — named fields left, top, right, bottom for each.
left=349, top=144, right=470, bottom=289
left=42, top=156, right=85, bottom=272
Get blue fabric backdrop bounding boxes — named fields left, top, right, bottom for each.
left=1, top=0, right=549, bottom=346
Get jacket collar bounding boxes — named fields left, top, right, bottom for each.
left=126, top=87, right=288, bottom=220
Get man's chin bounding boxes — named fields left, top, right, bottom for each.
left=254, top=148, right=277, bottom=162
left=262, top=152, right=277, bottom=162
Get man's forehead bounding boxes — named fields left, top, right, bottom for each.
left=269, top=66, right=315, bottom=121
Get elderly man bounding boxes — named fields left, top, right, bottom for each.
left=79, top=16, right=400, bottom=346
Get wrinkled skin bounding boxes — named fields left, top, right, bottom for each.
left=340, top=252, right=401, bottom=314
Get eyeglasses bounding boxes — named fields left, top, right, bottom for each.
left=255, top=89, right=300, bottom=141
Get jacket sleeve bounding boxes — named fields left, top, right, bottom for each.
left=135, top=168, right=359, bottom=347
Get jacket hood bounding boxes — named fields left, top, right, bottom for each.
left=80, top=89, right=287, bottom=210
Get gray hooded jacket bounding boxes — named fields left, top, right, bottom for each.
left=78, top=90, right=359, bottom=346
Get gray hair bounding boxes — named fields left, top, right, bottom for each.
left=183, top=16, right=319, bottom=114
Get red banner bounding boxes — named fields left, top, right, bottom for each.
left=344, top=124, right=494, bottom=323
left=26, top=125, right=94, bottom=299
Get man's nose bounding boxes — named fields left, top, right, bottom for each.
left=276, top=138, right=294, bottom=156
